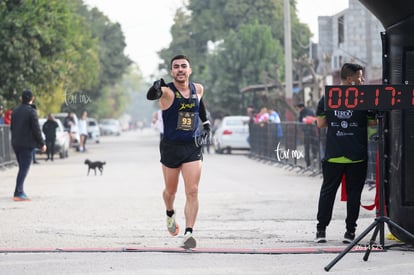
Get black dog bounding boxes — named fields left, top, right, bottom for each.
left=84, top=159, right=106, bottom=176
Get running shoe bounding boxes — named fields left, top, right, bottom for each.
left=181, top=232, right=197, bottom=249
left=166, top=214, right=179, bottom=236
left=314, top=231, right=326, bottom=243
left=13, top=194, right=31, bottom=201
left=343, top=231, right=355, bottom=244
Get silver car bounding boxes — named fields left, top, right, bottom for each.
left=99, top=118, right=121, bottom=136
left=37, top=118, right=70, bottom=159
left=53, top=112, right=81, bottom=150
left=213, top=115, right=250, bottom=154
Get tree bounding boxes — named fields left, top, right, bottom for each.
left=157, top=0, right=312, bottom=116
left=90, top=64, right=143, bottom=120
left=63, top=4, right=132, bottom=117
left=207, top=23, right=284, bottom=115
left=0, top=0, right=132, bottom=119
left=0, top=0, right=100, bottom=113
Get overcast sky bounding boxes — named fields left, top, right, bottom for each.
left=83, top=0, right=349, bottom=80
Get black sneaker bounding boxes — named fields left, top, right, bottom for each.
left=314, top=231, right=326, bottom=243
left=343, top=231, right=355, bottom=244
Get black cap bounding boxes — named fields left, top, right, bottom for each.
left=21, top=89, right=34, bottom=103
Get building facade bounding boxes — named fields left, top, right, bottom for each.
left=317, top=0, right=384, bottom=85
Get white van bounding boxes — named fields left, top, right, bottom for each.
left=52, top=112, right=80, bottom=150
left=87, top=117, right=100, bottom=143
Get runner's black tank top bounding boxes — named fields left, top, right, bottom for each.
left=162, top=82, right=200, bottom=142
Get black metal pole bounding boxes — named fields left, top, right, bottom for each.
left=377, top=111, right=385, bottom=246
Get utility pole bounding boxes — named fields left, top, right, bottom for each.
left=283, top=0, right=294, bottom=120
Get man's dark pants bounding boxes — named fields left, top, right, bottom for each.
left=13, top=148, right=33, bottom=196
left=46, top=138, right=56, bottom=160
left=316, top=160, right=367, bottom=233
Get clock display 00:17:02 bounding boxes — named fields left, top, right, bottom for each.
left=324, top=85, right=414, bottom=111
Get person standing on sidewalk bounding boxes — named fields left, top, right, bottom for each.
left=314, top=63, right=377, bottom=243
left=296, top=103, right=317, bottom=168
left=78, top=111, right=88, bottom=152
left=0, top=105, right=5, bottom=124
left=42, top=113, right=59, bottom=161
left=152, top=109, right=164, bottom=141
left=146, top=54, right=210, bottom=249
left=63, top=112, right=75, bottom=148
left=10, top=90, right=46, bottom=201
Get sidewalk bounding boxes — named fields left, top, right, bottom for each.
left=0, top=129, right=413, bottom=274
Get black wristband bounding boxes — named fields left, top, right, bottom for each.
left=199, top=98, right=207, bottom=122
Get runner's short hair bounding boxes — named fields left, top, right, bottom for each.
left=170, top=55, right=191, bottom=69
left=340, top=63, right=364, bottom=80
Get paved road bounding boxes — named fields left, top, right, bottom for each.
left=0, top=129, right=413, bottom=274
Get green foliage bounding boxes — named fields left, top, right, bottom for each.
left=90, top=65, right=143, bottom=120
left=0, top=0, right=99, bottom=109
left=0, top=0, right=132, bottom=119
left=208, top=23, right=284, bottom=115
left=61, top=5, right=132, bottom=117
left=84, top=7, right=131, bottom=89
left=158, top=0, right=311, bottom=117
left=0, top=0, right=63, bottom=100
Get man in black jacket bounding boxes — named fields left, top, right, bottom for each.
left=42, top=113, right=59, bottom=161
left=11, top=90, right=46, bottom=201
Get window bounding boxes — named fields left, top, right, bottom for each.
left=338, top=16, right=344, bottom=45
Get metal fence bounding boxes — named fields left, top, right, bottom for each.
left=248, top=122, right=378, bottom=180
left=0, top=125, right=15, bottom=168
left=249, top=122, right=325, bottom=176
left=2, top=121, right=377, bottom=181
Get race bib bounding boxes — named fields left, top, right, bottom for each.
left=177, top=111, right=196, bottom=131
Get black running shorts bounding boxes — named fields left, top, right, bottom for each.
left=160, top=138, right=203, bottom=168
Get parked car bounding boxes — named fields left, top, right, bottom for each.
left=213, top=115, right=250, bottom=154
left=53, top=112, right=80, bottom=150
left=99, top=118, right=121, bottom=136
left=37, top=118, right=70, bottom=159
left=87, top=118, right=100, bottom=143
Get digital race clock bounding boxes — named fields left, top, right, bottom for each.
left=324, top=85, right=414, bottom=110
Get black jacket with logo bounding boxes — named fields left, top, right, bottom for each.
left=11, top=103, right=44, bottom=150
left=42, top=119, right=58, bottom=141
left=317, top=96, right=374, bottom=161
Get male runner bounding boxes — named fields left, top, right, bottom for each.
left=147, top=54, right=210, bottom=249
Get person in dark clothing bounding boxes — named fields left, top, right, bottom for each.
left=296, top=103, right=318, bottom=168
left=314, top=63, right=377, bottom=244
left=10, top=90, right=46, bottom=201
left=63, top=111, right=75, bottom=147
left=42, top=113, right=59, bottom=161
left=0, top=105, right=4, bottom=124
left=296, top=103, right=315, bottom=122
